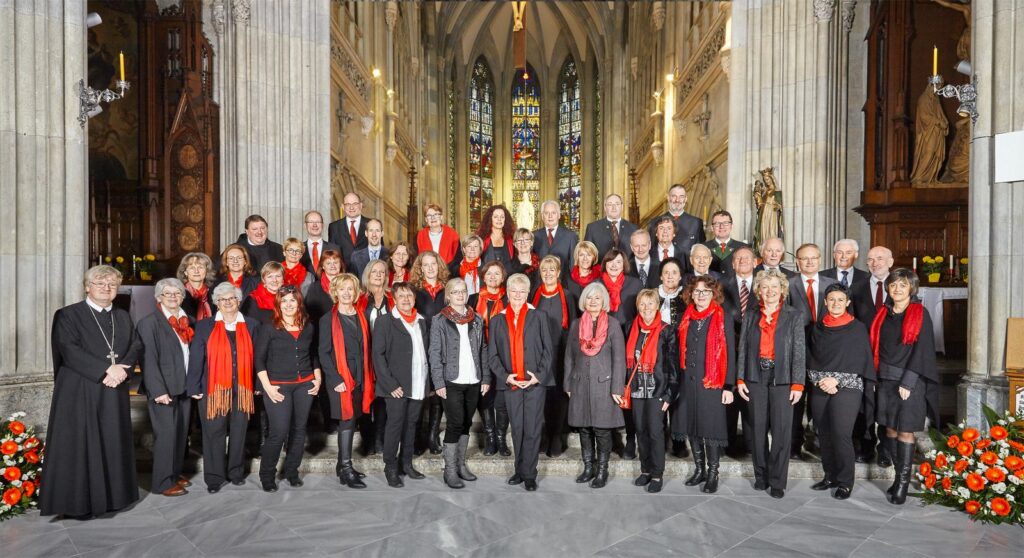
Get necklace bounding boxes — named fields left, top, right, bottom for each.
left=89, top=305, right=118, bottom=364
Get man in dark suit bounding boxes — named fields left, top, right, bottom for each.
left=821, top=239, right=870, bottom=291
left=651, top=215, right=688, bottom=272
left=787, top=243, right=836, bottom=461
left=628, top=229, right=660, bottom=289
left=647, top=184, right=705, bottom=259
left=350, top=218, right=389, bottom=280
left=327, top=192, right=368, bottom=269
left=719, top=246, right=757, bottom=458
left=704, top=210, right=749, bottom=274
left=681, top=244, right=722, bottom=285
left=236, top=214, right=284, bottom=272
left=583, top=194, right=637, bottom=261
left=533, top=200, right=578, bottom=284
left=754, top=237, right=798, bottom=278
left=299, top=210, right=340, bottom=276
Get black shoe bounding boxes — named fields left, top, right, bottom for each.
left=498, top=439, right=512, bottom=457
left=286, top=477, right=303, bottom=487
left=647, top=478, right=663, bottom=493
left=402, top=464, right=425, bottom=480
left=507, top=473, right=523, bottom=485
left=753, top=478, right=768, bottom=491
left=340, top=464, right=367, bottom=489
left=855, top=450, right=876, bottom=464
left=878, top=453, right=893, bottom=467
left=634, top=473, right=651, bottom=487
left=623, top=438, right=636, bottom=460
left=833, top=486, right=852, bottom=500
left=207, top=483, right=223, bottom=494
left=790, top=449, right=803, bottom=461
left=524, top=479, right=537, bottom=491
left=261, top=480, right=278, bottom=493
left=385, top=468, right=404, bottom=488
left=769, top=487, right=785, bottom=499
left=811, top=479, right=834, bottom=491
left=230, top=479, right=246, bottom=486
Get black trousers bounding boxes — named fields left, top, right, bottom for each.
left=543, top=388, right=569, bottom=448
left=726, top=393, right=753, bottom=452
left=505, top=386, right=546, bottom=480
left=442, top=382, right=480, bottom=443
left=199, top=398, right=249, bottom=488
left=747, top=383, right=795, bottom=490
left=383, top=397, right=423, bottom=469
left=259, top=382, right=314, bottom=482
left=632, top=398, right=667, bottom=477
left=148, top=395, right=192, bottom=493
left=852, top=383, right=879, bottom=452
left=791, top=381, right=811, bottom=451
left=811, top=385, right=860, bottom=489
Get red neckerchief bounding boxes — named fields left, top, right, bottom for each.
left=249, top=283, right=276, bottom=310
left=505, top=304, right=529, bottom=386
left=869, top=302, right=924, bottom=371
left=678, top=303, right=728, bottom=389
left=440, top=305, right=477, bottom=325
left=227, top=272, right=244, bottom=288
left=399, top=308, right=419, bottom=324
left=357, top=290, right=392, bottom=315
left=423, top=281, right=444, bottom=299
left=206, top=318, right=254, bottom=418
left=626, top=314, right=665, bottom=372
left=579, top=311, right=610, bottom=356
left=823, top=312, right=855, bottom=328
left=477, top=288, right=506, bottom=340
left=330, top=306, right=375, bottom=421
left=571, top=264, right=602, bottom=288
left=283, top=262, right=308, bottom=288
left=460, top=257, right=480, bottom=287
left=532, top=283, right=569, bottom=329
left=602, top=271, right=626, bottom=312
left=320, top=272, right=334, bottom=294
left=185, top=282, right=212, bottom=320
left=518, top=252, right=541, bottom=275
left=161, top=305, right=194, bottom=344
left=758, top=305, right=782, bottom=360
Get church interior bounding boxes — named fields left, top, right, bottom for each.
left=2, top=0, right=1024, bottom=555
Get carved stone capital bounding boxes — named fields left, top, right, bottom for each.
left=651, top=1, right=666, bottom=31
left=232, top=0, right=251, bottom=25
left=212, top=0, right=226, bottom=36
left=385, top=1, right=398, bottom=31
left=813, top=0, right=836, bottom=23
left=841, top=0, right=857, bottom=33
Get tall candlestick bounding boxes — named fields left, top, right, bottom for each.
left=949, top=255, right=954, bottom=271
left=119, top=51, right=125, bottom=82
left=932, top=46, right=938, bottom=76
left=912, top=257, right=917, bottom=272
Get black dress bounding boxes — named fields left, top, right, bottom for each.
left=673, top=313, right=737, bottom=445
left=415, top=287, right=446, bottom=327
left=304, top=277, right=335, bottom=326
left=876, top=305, right=938, bottom=432
left=319, top=312, right=366, bottom=428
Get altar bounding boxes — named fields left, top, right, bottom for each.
left=918, top=286, right=968, bottom=355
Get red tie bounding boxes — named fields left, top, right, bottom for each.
left=662, top=248, right=669, bottom=261
left=875, top=281, right=884, bottom=310
left=719, top=242, right=727, bottom=252
left=312, top=241, right=320, bottom=270
left=547, top=229, right=554, bottom=246
left=806, top=278, right=816, bottom=322
left=349, top=220, right=357, bottom=244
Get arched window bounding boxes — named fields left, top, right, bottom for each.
left=557, top=57, right=582, bottom=231
left=468, top=57, right=495, bottom=230
left=511, top=65, right=540, bottom=229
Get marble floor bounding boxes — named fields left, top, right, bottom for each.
left=1, top=473, right=1021, bottom=558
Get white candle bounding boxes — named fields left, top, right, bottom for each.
left=949, top=255, right=954, bottom=271
left=912, top=257, right=917, bottom=270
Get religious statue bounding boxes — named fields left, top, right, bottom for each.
left=942, top=117, right=970, bottom=183
left=910, top=85, right=949, bottom=185
left=933, top=0, right=971, bottom=62
left=752, top=167, right=784, bottom=253
left=515, top=197, right=535, bottom=230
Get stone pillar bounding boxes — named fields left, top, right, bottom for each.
left=0, top=1, right=89, bottom=427
left=959, top=0, right=1024, bottom=426
left=214, top=0, right=331, bottom=244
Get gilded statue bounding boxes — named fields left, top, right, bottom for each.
left=910, top=85, right=949, bottom=185
left=752, top=167, right=783, bottom=253
left=942, top=117, right=970, bottom=183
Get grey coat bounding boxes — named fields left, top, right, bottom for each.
left=564, top=316, right=627, bottom=429
left=428, top=312, right=489, bottom=389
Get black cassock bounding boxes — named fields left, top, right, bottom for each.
left=40, top=301, right=142, bottom=517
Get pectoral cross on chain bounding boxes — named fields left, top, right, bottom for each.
left=107, top=350, right=119, bottom=365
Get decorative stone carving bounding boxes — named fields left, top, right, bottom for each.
left=212, top=0, right=226, bottom=36
left=719, top=49, right=731, bottom=81
left=631, top=57, right=638, bottom=81
left=651, top=140, right=664, bottom=166
left=651, top=2, right=666, bottom=31
left=385, top=1, right=398, bottom=31
left=331, top=45, right=370, bottom=102
left=360, top=114, right=374, bottom=137
left=814, top=0, right=837, bottom=22
left=233, top=0, right=250, bottom=25
left=674, top=116, right=687, bottom=138
left=841, top=0, right=857, bottom=33
left=676, top=27, right=726, bottom=109
left=385, top=142, right=398, bottom=164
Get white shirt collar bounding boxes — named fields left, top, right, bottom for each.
left=737, top=274, right=753, bottom=283
left=545, top=225, right=559, bottom=234
left=391, top=307, right=423, bottom=322
left=246, top=237, right=265, bottom=247
left=215, top=310, right=241, bottom=331
left=306, top=237, right=323, bottom=248
left=635, top=256, right=650, bottom=266
left=715, top=237, right=732, bottom=244
left=837, top=266, right=854, bottom=274
left=801, top=272, right=820, bottom=283
left=349, top=216, right=362, bottom=227
left=161, top=305, right=186, bottom=320
left=86, top=297, right=112, bottom=312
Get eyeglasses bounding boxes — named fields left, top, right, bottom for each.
left=304, top=220, right=323, bottom=225
left=797, top=256, right=820, bottom=262
left=343, top=202, right=362, bottom=208
left=215, top=297, right=238, bottom=304
left=515, top=238, right=532, bottom=244
left=692, top=289, right=713, bottom=296
left=284, top=249, right=304, bottom=255
left=89, top=281, right=118, bottom=290
left=226, top=256, right=246, bottom=263
left=425, top=213, right=441, bottom=218
left=711, top=221, right=732, bottom=227
left=159, top=292, right=183, bottom=298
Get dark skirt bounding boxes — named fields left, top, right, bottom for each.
left=876, top=379, right=926, bottom=432
left=673, top=370, right=728, bottom=445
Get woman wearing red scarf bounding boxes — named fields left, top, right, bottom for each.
left=564, top=283, right=627, bottom=489
left=318, top=273, right=375, bottom=489
left=476, top=204, right=516, bottom=270
left=359, top=259, right=392, bottom=454
left=281, top=237, right=314, bottom=296
left=598, top=248, right=642, bottom=459
left=626, top=289, right=677, bottom=493
left=305, top=250, right=346, bottom=438
left=137, top=278, right=195, bottom=497
left=216, top=244, right=259, bottom=302
left=416, top=203, right=463, bottom=267
left=468, top=260, right=510, bottom=456
left=736, top=269, right=805, bottom=499
left=388, top=242, right=414, bottom=287
left=178, top=252, right=216, bottom=322
left=241, top=262, right=285, bottom=324
left=508, top=227, right=541, bottom=288
left=870, top=268, right=938, bottom=505
left=673, top=275, right=737, bottom=494
left=532, top=256, right=578, bottom=457
left=411, top=250, right=450, bottom=455
left=567, top=241, right=602, bottom=301
left=807, top=284, right=875, bottom=501
left=186, top=282, right=261, bottom=492
left=457, top=235, right=483, bottom=295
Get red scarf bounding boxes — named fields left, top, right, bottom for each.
left=571, top=264, right=602, bottom=288
left=477, top=288, right=506, bottom=340
left=389, top=268, right=408, bottom=286
left=357, top=290, right=393, bottom=315
left=206, top=318, right=254, bottom=418
left=417, top=225, right=461, bottom=263
left=505, top=304, right=529, bottom=386
left=678, top=303, right=728, bottom=389
left=185, top=283, right=212, bottom=321
left=399, top=308, right=419, bottom=324
left=518, top=253, right=541, bottom=275
left=423, top=281, right=444, bottom=299
left=227, top=272, right=244, bottom=288
left=249, top=283, right=276, bottom=310
left=440, top=305, right=477, bottom=324
left=283, top=262, right=308, bottom=288
left=482, top=235, right=515, bottom=259
left=532, top=283, right=569, bottom=329
left=460, top=257, right=480, bottom=289
left=823, top=312, right=855, bottom=328
left=162, top=306, right=194, bottom=344
left=626, top=314, right=665, bottom=372
left=320, top=272, right=334, bottom=295
left=579, top=311, right=610, bottom=356
left=602, top=272, right=626, bottom=312
left=869, top=302, right=924, bottom=370
left=330, top=307, right=376, bottom=421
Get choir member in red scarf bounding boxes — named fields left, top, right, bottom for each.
left=410, top=250, right=450, bottom=455
left=599, top=248, right=642, bottom=459
left=476, top=204, right=516, bottom=270
left=808, top=284, right=874, bottom=501
left=736, top=269, right=805, bottom=499
left=388, top=242, right=413, bottom=287
left=372, top=282, right=431, bottom=488
left=509, top=227, right=541, bottom=288
left=658, top=258, right=690, bottom=459
left=428, top=278, right=490, bottom=489
left=305, top=249, right=345, bottom=436
left=178, top=252, right=216, bottom=321
left=567, top=241, right=602, bottom=301
left=457, top=235, right=483, bottom=295
left=137, top=278, right=194, bottom=497
left=254, top=285, right=321, bottom=492
left=359, top=259, right=392, bottom=454
left=241, top=262, right=285, bottom=324
left=564, top=283, right=626, bottom=489
left=281, top=237, right=314, bottom=296
left=319, top=274, right=375, bottom=489
left=673, top=275, right=736, bottom=494
left=186, top=282, right=261, bottom=492
left=532, top=256, right=578, bottom=457
left=468, top=260, right=509, bottom=455
left=870, top=268, right=938, bottom=505
left=487, top=273, right=553, bottom=491
left=216, top=244, right=259, bottom=302
left=417, top=203, right=463, bottom=267
left=627, top=289, right=677, bottom=493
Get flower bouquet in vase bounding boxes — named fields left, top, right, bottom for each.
left=1, top=412, right=44, bottom=521
left=920, top=256, right=944, bottom=283
left=135, top=254, right=156, bottom=281
left=960, top=257, right=969, bottom=283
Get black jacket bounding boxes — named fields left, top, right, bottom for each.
left=235, top=234, right=284, bottom=273
left=533, top=226, right=579, bottom=284
left=185, top=316, right=261, bottom=397
left=487, top=305, right=553, bottom=389
left=647, top=211, right=705, bottom=259
left=372, top=312, right=431, bottom=396
left=254, top=323, right=319, bottom=383
left=627, top=324, right=678, bottom=402
left=349, top=245, right=390, bottom=281
left=736, top=305, right=806, bottom=386
left=821, top=266, right=870, bottom=291
left=584, top=218, right=638, bottom=261
left=628, top=256, right=661, bottom=289
left=327, top=217, right=368, bottom=269
left=136, top=310, right=191, bottom=399
left=299, top=239, right=342, bottom=275
left=428, top=311, right=489, bottom=388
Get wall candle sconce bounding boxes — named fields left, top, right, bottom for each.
left=79, top=51, right=130, bottom=127
left=928, top=46, right=979, bottom=124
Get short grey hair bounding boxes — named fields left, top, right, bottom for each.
left=690, top=243, right=712, bottom=257
left=506, top=273, right=531, bottom=292
left=752, top=269, right=790, bottom=301
left=212, top=281, right=243, bottom=303
left=832, top=238, right=859, bottom=253
left=630, top=228, right=651, bottom=242
left=578, top=282, right=611, bottom=312
left=154, top=278, right=186, bottom=300
left=541, top=200, right=560, bottom=213
left=83, top=265, right=123, bottom=289
left=461, top=234, right=483, bottom=250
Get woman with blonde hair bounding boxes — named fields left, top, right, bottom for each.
left=178, top=252, right=217, bottom=321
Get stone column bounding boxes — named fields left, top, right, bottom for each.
left=0, top=1, right=89, bottom=427
left=959, top=0, right=1024, bottom=426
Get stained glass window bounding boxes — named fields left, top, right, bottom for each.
left=468, top=57, right=495, bottom=230
left=557, top=58, right=582, bottom=232
left=511, top=65, right=540, bottom=229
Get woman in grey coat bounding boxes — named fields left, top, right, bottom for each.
left=564, top=282, right=626, bottom=489
left=429, top=278, right=490, bottom=489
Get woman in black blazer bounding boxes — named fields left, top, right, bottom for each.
left=736, top=269, right=805, bottom=499
left=532, top=255, right=578, bottom=457
left=410, top=250, right=449, bottom=455
left=372, top=282, right=431, bottom=488
left=241, top=262, right=286, bottom=324
left=600, top=248, right=642, bottom=459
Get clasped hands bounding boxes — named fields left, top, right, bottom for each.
left=102, top=364, right=131, bottom=388
left=506, top=371, right=540, bottom=390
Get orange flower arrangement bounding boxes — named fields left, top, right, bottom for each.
left=954, top=460, right=969, bottom=474
left=2, top=467, right=19, bottom=482
left=947, top=435, right=960, bottom=448
left=966, top=473, right=986, bottom=492
left=0, top=441, right=15, bottom=456
left=965, top=500, right=981, bottom=514
left=942, top=477, right=952, bottom=491
left=7, top=422, right=24, bottom=436
left=980, top=451, right=998, bottom=466
left=1004, top=455, right=1024, bottom=471
left=935, top=453, right=948, bottom=468
left=990, top=426, right=1008, bottom=441
left=991, top=497, right=1011, bottom=517
left=924, top=474, right=937, bottom=489
left=2, top=488, right=20, bottom=507
left=962, top=428, right=980, bottom=442
left=957, top=441, right=974, bottom=457
left=919, top=462, right=932, bottom=477
left=0, top=412, right=44, bottom=521
left=984, top=467, right=1006, bottom=484
left=976, top=439, right=991, bottom=450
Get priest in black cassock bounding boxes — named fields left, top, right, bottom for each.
left=41, top=265, right=143, bottom=518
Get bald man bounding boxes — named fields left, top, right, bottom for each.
left=583, top=194, right=638, bottom=261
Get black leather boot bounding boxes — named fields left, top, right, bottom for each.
left=385, top=465, right=403, bottom=488
left=338, top=430, right=366, bottom=489
left=685, top=436, right=706, bottom=486
left=890, top=440, right=915, bottom=505
left=879, top=435, right=895, bottom=468
left=576, top=429, right=596, bottom=484
left=884, top=436, right=900, bottom=496
left=482, top=407, right=498, bottom=456
left=428, top=397, right=444, bottom=455
left=623, top=432, right=637, bottom=460
left=702, top=442, right=720, bottom=494
left=591, top=429, right=611, bottom=489
left=496, top=409, right=512, bottom=457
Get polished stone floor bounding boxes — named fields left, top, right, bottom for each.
left=1, top=473, right=1021, bottom=558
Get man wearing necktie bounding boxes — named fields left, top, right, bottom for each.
left=821, top=239, right=869, bottom=294
left=327, top=192, right=368, bottom=269
left=584, top=194, right=638, bottom=262
left=702, top=210, right=749, bottom=274
left=300, top=210, right=340, bottom=276
left=533, top=200, right=578, bottom=284
left=627, top=229, right=660, bottom=289
left=349, top=218, right=390, bottom=280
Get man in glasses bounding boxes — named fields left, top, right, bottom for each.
left=299, top=210, right=340, bottom=276
left=328, top=192, right=368, bottom=269
left=702, top=210, right=749, bottom=274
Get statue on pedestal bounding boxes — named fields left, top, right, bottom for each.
left=910, top=85, right=949, bottom=186
left=752, top=167, right=783, bottom=253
